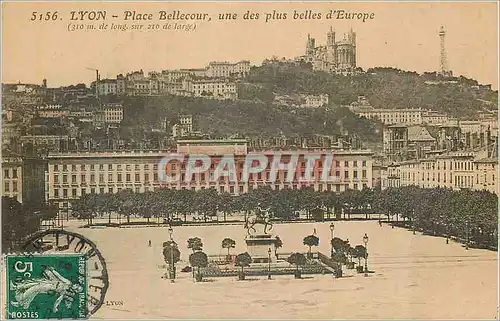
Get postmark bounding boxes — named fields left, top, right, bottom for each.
left=5, top=254, right=87, bottom=319
left=13, top=229, right=110, bottom=318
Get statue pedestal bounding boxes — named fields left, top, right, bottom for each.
left=245, top=234, right=277, bottom=263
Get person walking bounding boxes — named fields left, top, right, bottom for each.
left=148, top=240, right=152, bottom=247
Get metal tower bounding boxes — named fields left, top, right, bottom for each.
left=438, top=26, right=452, bottom=77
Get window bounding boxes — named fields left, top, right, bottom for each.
left=63, top=175, right=68, bottom=184
left=135, top=174, right=140, bottom=181
left=63, top=165, right=68, bottom=171
left=344, top=171, right=349, bottom=179
left=63, top=189, right=68, bottom=198
left=344, top=161, right=349, bottom=167
left=126, top=174, right=131, bottom=182
left=135, top=164, right=140, bottom=170
left=54, top=165, right=59, bottom=171
left=362, top=170, right=367, bottom=178
left=72, top=175, right=76, bottom=182
left=354, top=183, right=358, bottom=190
left=72, top=188, right=77, bottom=197
left=230, top=186, right=235, bottom=194
left=4, top=169, right=9, bottom=178
left=353, top=161, right=358, bottom=167
left=108, top=164, right=113, bottom=170
left=91, top=174, right=95, bottom=183
left=353, top=171, right=358, bottom=179
left=100, top=188, right=105, bottom=194
left=126, top=165, right=131, bottom=171
left=117, top=165, right=122, bottom=170
left=54, top=175, right=59, bottom=183
left=54, top=189, right=59, bottom=198
left=335, top=161, right=340, bottom=167
left=81, top=175, right=86, bottom=183
left=12, top=181, right=18, bottom=192
left=135, top=187, right=140, bottom=193
left=362, top=161, right=366, bottom=167
left=99, top=174, right=104, bottom=183
left=91, top=164, right=95, bottom=170
left=239, top=185, right=244, bottom=193
left=100, top=164, right=104, bottom=170
left=12, top=169, right=17, bottom=178
left=145, top=173, right=149, bottom=182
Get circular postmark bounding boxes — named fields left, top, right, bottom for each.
left=8, top=229, right=110, bottom=318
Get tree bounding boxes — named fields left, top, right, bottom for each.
left=162, top=241, right=181, bottom=264
left=353, top=245, right=368, bottom=267
left=274, top=236, right=283, bottom=259
left=303, top=234, right=319, bottom=258
left=235, top=252, right=252, bottom=280
left=218, top=193, right=235, bottom=222
left=162, top=240, right=181, bottom=280
left=194, top=188, right=218, bottom=222
left=221, top=238, right=236, bottom=259
left=187, top=237, right=203, bottom=253
left=71, top=193, right=99, bottom=225
left=287, top=252, right=307, bottom=278
left=189, top=251, right=208, bottom=282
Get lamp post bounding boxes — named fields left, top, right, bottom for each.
left=412, top=210, right=416, bottom=235
left=363, top=233, right=369, bottom=276
left=465, top=221, right=469, bottom=250
left=268, top=248, right=272, bottom=280
left=329, top=223, right=335, bottom=257
left=168, top=226, right=175, bottom=283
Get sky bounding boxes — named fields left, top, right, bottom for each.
left=2, top=2, right=498, bottom=89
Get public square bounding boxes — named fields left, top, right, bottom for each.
left=65, top=220, right=498, bottom=319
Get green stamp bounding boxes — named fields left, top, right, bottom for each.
left=5, top=254, right=88, bottom=319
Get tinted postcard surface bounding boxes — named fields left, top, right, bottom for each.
left=1, top=1, right=498, bottom=319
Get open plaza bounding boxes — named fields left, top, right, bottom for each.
left=62, top=220, right=498, bottom=319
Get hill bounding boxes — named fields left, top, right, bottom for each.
left=241, top=65, right=498, bottom=118
left=121, top=95, right=383, bottom=144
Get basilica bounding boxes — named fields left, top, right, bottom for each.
left=300, top=28, right=358, bottom=75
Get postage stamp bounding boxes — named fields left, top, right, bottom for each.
left=5, top=254, right=87, bottom=319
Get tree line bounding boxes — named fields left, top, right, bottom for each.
left=70, top=185, right=498, bottom=249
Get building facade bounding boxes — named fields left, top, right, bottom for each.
left=46, top=140, right=374, bottom=215
left=381, top=151, right=498, bottom=195
left=103, top=103, right=124, bottom=124
left=2, top=152, right=47, bottom=207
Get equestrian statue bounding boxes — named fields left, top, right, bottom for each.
left=244, top=203, right=273, bottom=235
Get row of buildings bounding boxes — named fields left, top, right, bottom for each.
left=381, top=150, right=497, bottom=195
left=94, top=60, right=251, bottom=99
left=273, top=93, right=329, bottom=109
left=3, top=140, right=374, bottom=216
left=2, top=139, right=497, bottom=218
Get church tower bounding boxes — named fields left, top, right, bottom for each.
left=327, top=27, right=336, bottom=47
left=348, top=28, right=357, bottom=67
left=305, top=33, right=315, bottom=56
left=327, top=27, right=338, bottom=67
